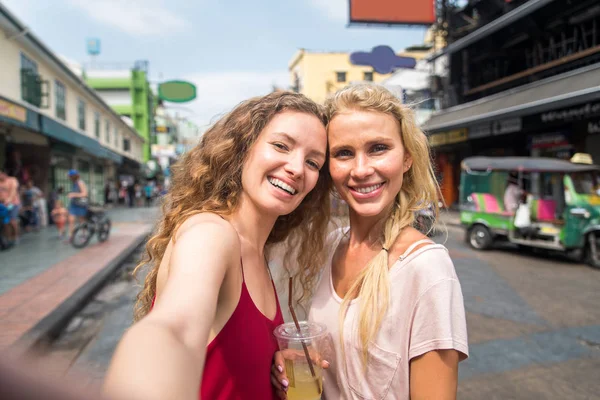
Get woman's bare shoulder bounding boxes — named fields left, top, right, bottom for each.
left=392, top=226, right=430, bottom=253
left=176, top=212, right=238, bottom=242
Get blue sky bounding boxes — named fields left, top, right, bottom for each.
left=3, top=0, right=427, bottom=130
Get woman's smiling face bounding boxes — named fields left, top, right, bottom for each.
left=241, top=111, right=327, bottom=217
left=328, top=110, right=412, bottom=218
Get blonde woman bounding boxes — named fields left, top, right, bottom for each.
left=273, top=84, right=468, bottom=399
left=104, top=91, right=331, bottom=400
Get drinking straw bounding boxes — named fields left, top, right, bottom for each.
left=288, top=277, right=320, bottom=390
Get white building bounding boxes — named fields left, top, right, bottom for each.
left=382, top=56, right=448, bottom=126
left=0, top=3, right=144, bottom=204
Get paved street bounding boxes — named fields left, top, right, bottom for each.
left=36, top=221, right=600, bottom=399
left=0, top=207, right=157, bottom=350
left=443, top=225, right=600, bottom=399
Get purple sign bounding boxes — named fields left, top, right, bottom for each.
left=350, top=45, right=416, bottom=74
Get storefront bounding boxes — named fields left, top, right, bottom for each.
left=49, top=146, right=74, bottom=207
left=428, top=128, right=470, bottom=207
left=0, top=96, right=52, bottom=192
left=467, top=117, right=528, bottom=157
left=587, top=118, right=600, bottom=165
left=522, top=101, right=600, bottom=163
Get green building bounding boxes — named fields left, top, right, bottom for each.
left=85, top=62, right=154, bottom=162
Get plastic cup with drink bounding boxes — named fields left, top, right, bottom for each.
left=273, top=277, right=328, bottom=400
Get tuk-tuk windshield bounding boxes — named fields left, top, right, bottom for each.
left=571, top=171, right=600, bottom=196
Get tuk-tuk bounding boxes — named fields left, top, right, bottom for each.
left=459, top=155, right=600, bottom=268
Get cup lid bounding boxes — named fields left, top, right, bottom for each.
left=273, top=321, right=327, bottom=341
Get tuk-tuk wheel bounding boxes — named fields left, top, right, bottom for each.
left=586, top=232, right=600, bottom=269
left=468, top=225, right=492, bottom=250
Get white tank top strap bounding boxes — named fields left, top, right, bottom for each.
left=398, top=238, right=436, bottom=261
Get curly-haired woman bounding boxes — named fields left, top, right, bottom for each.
left=104, top=91, right=331, bottom=400
left=273, top=84, right=468, bottom=399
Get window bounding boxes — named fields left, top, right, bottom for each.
left=363, top=71, right=373, bottom=82
left=55, top=80, right=66, bottom=120
left=114, top=127, right=119, bottom=148
left=21, top=53, right=38, bottom=74
left=336, top=71, right=347, bottom=83
left=123, top=138, right=131, bottom=152
left=78, top=99, right=86, bottom=131
left=94, top=112, right=100, bottom=138
left=105, top=120, right=111, bottom=143
left=21, top=53, right=47, bottom=107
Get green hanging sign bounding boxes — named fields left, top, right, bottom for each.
left=158, top=80, right=197, bottom=103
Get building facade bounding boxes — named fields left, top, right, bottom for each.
left=0, top=3, right=144, bottom=206
left=382, top=28, right=446, bottom=125
left=84, top=64, right=155, bottom=163
left=422, top=0, right=600, bottom=207
left=288, top=50, right=396, bottom=104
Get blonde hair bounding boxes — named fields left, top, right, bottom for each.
left=325, top=84, right=440, bottom=365
left=133, top=91, right=331, bottom=321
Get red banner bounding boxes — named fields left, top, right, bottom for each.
left=349, top=0, right=436, bottom=25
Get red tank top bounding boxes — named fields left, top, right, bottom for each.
left=152, top=262, right=284, bottom=400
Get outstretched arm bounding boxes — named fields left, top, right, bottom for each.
left=103, top=214, right=240, bottom=400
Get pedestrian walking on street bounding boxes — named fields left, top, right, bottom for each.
left=0, top=169, right=21, bottom=244
left=271, top=84, right=469, bottom=399
left=51, top=199, right=68, bottom=239
left=144, top=181, right=153, bottom=207
left=67, top=170, right=88, bottom=239
left=22, top=180, right=42, bottom=232
left=104, top=91, right=331, bottom=400
left=134, top=182, right=144, bottom=207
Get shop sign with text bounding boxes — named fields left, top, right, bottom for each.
left=468, top=117, right=522, bottom=139
left=531, top=133, right=570, bottom=149
left=540, top=102, right=600, bottom=123
left=428, top=128, right=467, bottom=147
left=0, top=99, right=27, bottom=123
left=492, top=117, right=522, bottom=135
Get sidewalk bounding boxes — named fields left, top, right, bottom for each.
left=0, top=207, right=157, bottom=351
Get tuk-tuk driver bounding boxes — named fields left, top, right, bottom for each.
left=504, top=173, right=523, bottom=213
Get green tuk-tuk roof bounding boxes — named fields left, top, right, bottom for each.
left=461, top=157, right=600, bottom=173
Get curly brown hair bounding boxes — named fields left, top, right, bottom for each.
left=133, top=91, right=332, bottom=321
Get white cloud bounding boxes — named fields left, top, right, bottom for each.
left=173, top=71, right=290, bottom=134
left=66, top=0, right=190, bottom=36
left=307, top=0, right=348, bottom=22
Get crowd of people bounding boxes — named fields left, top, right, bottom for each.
left=0, top=168, right=165, bottom=246
left=104, top=179, right=166, bottom=209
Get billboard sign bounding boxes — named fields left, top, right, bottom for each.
left=349, top=0, right=436, bottom=26
left=350, top=46, right=416, bottom=74
left=158, top=80, right=197, bottom=103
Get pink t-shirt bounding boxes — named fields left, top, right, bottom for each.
left=309, top=228, right=469, bottom=400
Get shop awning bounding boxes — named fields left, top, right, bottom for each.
left=40, top=116, right=123, bottom=164
left=422, top=65, right=600, bottom=133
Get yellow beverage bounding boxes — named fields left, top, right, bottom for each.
left=286, top=362, right=322, bottom=400
left=274, top=321, right=328, bottom=400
